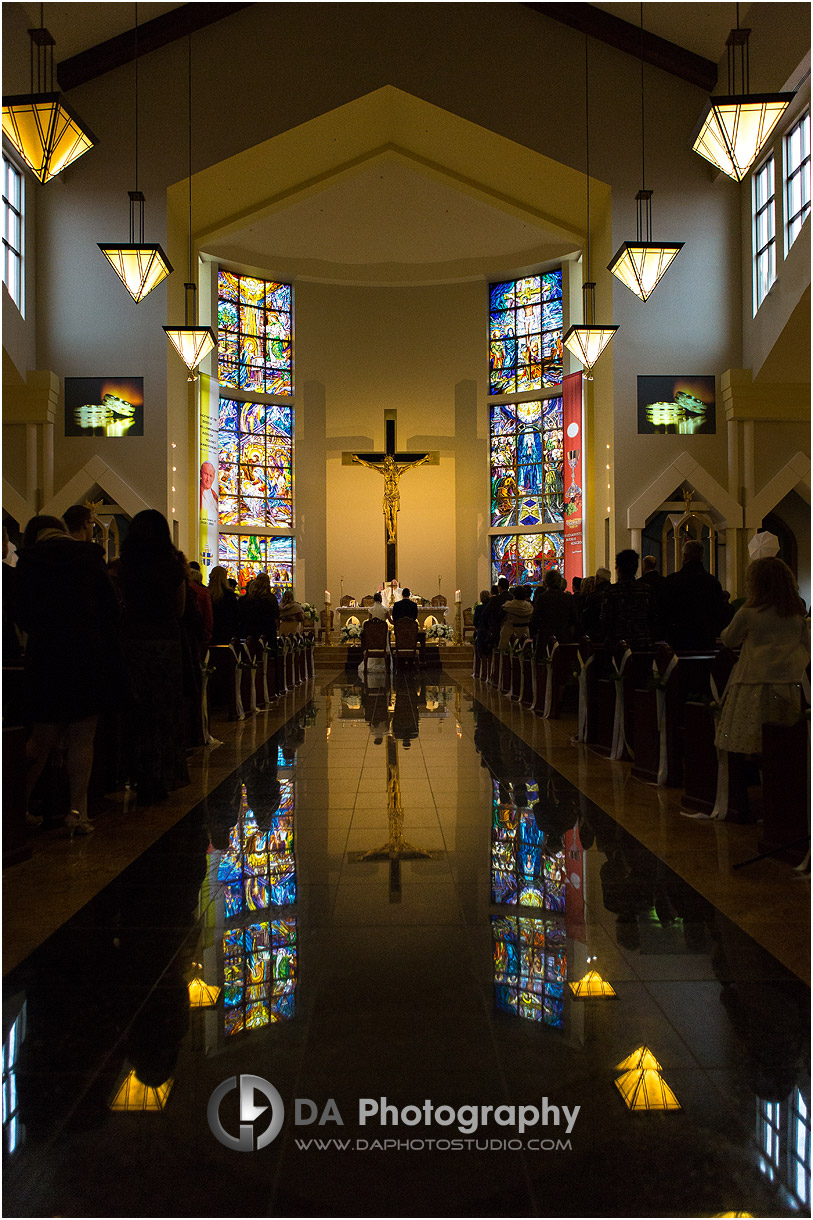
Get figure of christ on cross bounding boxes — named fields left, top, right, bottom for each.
left=348, top=416, right=436, bottom=581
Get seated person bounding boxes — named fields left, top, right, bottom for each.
left=279, top=589, right=305, bottom=635
left=498, top=585, right=533, bottom=649
left=367, top=591, right=391, bottom=623
left=392, top=587, right=418, bottom=622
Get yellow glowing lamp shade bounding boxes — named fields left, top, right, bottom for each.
left=2, top=93, right=97, bottom=184
left=110, top=1070, right=174, bottom=1112
left=568, top=969, right=617, bottom=999
left=608, top=241, right=683, bottom=301
left=563, top=325, right=617, bottom=375
left=98, top=243, right=173, bottom=303
left=615, top=1045, right=663, bottom=1073
left=188, top=976, right=221, bottom=1008
left=164, top=325, right=216, bottom=371
left=615, top=1068, right=681, bottom=1112
left=693, top=95, right=792, bottom=182
left=714, top=1213, right=754, bottom=1217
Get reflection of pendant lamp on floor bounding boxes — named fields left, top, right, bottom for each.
left=692, top=4, right=793, bottom=181
left=164, top=33, right=215, bottom=379
left=608, top=4, right=683, bottom=301
left=3, top=12, right=97, bottom=184
left=563, top=34, right=617, bottom=378
left=569, top=968, right=616, bottom=999
left=98, top=5, right=172, bottom=303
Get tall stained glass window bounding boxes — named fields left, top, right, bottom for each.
left=489, top=271, right=562, bottom=395
left=215, top=269, right=295, bottom=596
left=489, top=271, right=564, bottom=586
left=217, top=271, right=292, bottom=395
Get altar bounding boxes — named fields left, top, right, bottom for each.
left=335, top=604, right=449, bottom=633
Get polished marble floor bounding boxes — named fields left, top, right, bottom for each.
left=3, top=673, right=810, bottom=1218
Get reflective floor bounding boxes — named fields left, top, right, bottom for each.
left=3, top=675, right=810, bottom=1218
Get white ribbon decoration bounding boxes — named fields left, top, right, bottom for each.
left=609, top=647, right=632, bottom=760
left=655, top=653, right=680, bottom=784
left=576, top=649, right=593, bottom=742
left=228, top=641, right=245, bottom=720
left=243, top=642, right=258, bottom=714
left=543, top=641, right=559, bottom=719
left=259, top=638, right=271, bottom=706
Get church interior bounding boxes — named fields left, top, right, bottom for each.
left=2, top=2, right=811, bottom=1216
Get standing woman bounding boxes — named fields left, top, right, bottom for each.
left=208, top=565, right=240, bottom=644
left=118, top=510, right=189, bottom=803
left=715, top=557, right=810, bottom=756
left=16, top=514, right=121, bottom=836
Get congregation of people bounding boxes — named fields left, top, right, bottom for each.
left=477, top=539, right=810, bottom=770
left=4, top=507, right=306, bottom=838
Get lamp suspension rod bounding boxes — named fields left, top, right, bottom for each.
left=585, top=33, right=591, bottom=286
left=187, top=31, right=193, bottom=306
left=640, top=2, right=645, bottom=192
left=134, top=3, right=139, bottom=196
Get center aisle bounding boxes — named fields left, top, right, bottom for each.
left=3, top=673, right=806, bottom=1218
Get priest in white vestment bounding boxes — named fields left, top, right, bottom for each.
left=381, top=579, right=402, bottom=609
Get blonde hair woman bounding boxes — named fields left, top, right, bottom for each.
left=715, top=557, right=809, bottom=755
left=279, top=588, right=305, bottom=635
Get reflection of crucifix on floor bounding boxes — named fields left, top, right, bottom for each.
left=344, top=413, right=438, bottom=582
left=353, top=737, right=435, bottom=903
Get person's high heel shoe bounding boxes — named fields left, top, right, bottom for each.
left=65, top=811, right=94, bottom=840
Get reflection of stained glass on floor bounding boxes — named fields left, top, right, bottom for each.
left=222, top=919, right=297, bottom=1037
left=492, top=914, right=565, bottom=1029
left=758, top=1091, right=812, bottom=1212
left=217, top=785, right=297, bottom=1037
left=491, top=780, right=566, bottom=910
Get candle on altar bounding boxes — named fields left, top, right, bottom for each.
left=325, top=590, right=331, bottom=603
left=455, top=589, right=461, bottom=603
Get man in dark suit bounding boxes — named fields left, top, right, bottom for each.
left=661, top=539, right=725, bottom=650
left=392, top=587, right=418, bottom=622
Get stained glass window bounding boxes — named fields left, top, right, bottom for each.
left=490, top=531, right=564, bottom=586
left=218, top=534, right=295, bottom=597
left=217, top=786, right=297, bottom=915
left=218, top=397, right=293, bottom=531
left=217, top=271, right=293, bottom=396
left=492, top=914, right=565, bottom=1029
left=489, top=271, right=562, bottom=395
left=490, top=397, right=563, bottom=527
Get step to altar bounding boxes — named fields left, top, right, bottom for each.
left=313, top=643, right=473, bottom=669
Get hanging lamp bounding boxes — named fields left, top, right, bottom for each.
left=98, top=6, right=172, bottom=303
left=608, top=4, right=683, bottom=301
left=692, top=5, right=793, bottom=182
left=164, top=33, right=215, bottom=379
left=2, top=6, right=97, bottom=184
left=563, top=34, right=617, bottom=377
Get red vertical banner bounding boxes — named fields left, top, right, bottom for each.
left=564, top=826, right=586, bottom=944
left=562, top=371, right=584, bottom=583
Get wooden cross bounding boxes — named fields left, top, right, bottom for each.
left=344, top=415, right=437, bottom=581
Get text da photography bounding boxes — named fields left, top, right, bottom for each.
left=295, top=1095, right=580, bottom=1135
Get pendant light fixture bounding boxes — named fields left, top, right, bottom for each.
left=2, top=5, right=97, bottom=184
left=608, top=4, right=683, bottom=301
left=98, top=6, right=172, bottom=303
left=692, top=4, right=794, bottom=182
left=164, top=33, right=216, bottom=380
left=563, top=34, right=618, bottom=378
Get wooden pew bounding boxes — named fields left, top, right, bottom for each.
left=574, top=637, right=606, bottom=744
left=519, top=639, right=536, bottom=706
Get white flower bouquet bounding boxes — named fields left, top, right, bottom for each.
left=341, top=623, right=363, bottom=643
left=426, top=622, right=454, bottom=642
left=301, top=602, right=318, bottom=623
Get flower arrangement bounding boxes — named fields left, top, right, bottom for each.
left=426, top=622, right=454, bottom=642
left=341, top=623, right=363, bottom=643
left=301, top=602, right=318, bottom=624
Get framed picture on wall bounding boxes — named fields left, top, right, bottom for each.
left=65, top=377, right=144, bottom=437
left=637, top=375, right=716, bottom=436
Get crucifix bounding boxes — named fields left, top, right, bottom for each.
left=344, top=413, right=437, bottom=581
